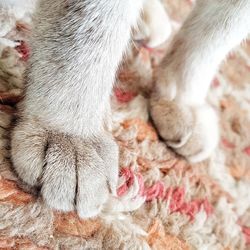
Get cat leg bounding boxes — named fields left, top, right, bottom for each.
left=11, top=0, right=143, bottom=218
left=151, top=0, right=250, bottom=162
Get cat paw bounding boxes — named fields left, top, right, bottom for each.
left=11, top=119, right=119, bottom=218
left=150, top=97, right=219, bottom=163
left=134, top=0, right=171, bottom=48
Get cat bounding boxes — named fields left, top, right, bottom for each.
left=5, top=0, right=250, bottom=218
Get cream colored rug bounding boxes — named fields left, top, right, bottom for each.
left=0, top=1, right=250, bottom=249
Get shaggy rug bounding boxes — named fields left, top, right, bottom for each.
left=0, top=0, right=250, bottom=249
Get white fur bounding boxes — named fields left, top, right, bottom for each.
left=188, top=105, right=219, bottom=163
left=158, top=0, right=250, bottom=105
left=154, top=0, right=250, bottom=162
left=23, top=0, right=144, bottom=137
left=141, top=0, right=171, bottom=47
left=0, top=0, right=36, bottom=20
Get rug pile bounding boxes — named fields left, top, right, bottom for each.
left=0, top=0, right=250, bottom=249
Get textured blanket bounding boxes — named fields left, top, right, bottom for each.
left=0, top=0, right=250, bottom=249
